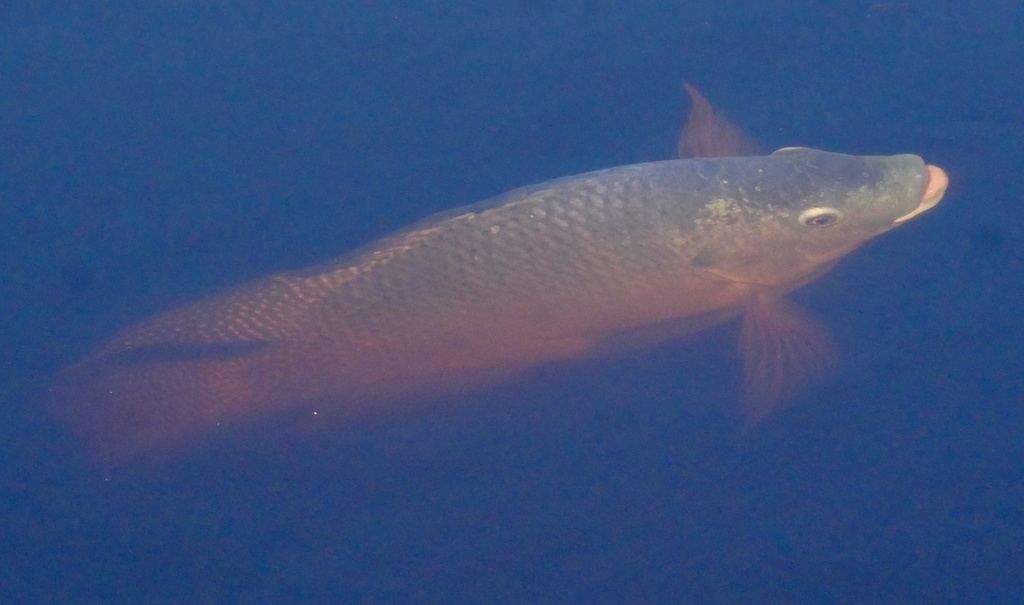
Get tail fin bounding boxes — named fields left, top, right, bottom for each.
left=50, top=341, right=297, bottom=465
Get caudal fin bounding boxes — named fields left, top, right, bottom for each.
left=50, top=343, right=293, bottom=465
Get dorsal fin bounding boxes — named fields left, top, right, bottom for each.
left=677, top=83, right=764, bottom=158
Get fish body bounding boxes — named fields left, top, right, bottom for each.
left=54, top=88, right=949, bottom=462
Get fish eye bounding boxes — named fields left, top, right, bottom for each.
left=798, top=207, right=843, bottom=227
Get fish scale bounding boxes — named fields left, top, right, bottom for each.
left=54, top=146, right=946, bottom=463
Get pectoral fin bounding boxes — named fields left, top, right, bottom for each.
left=738, top=295, right=836, bottom=423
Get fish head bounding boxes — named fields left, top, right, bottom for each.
left=683, top=148, right=948, bottom=290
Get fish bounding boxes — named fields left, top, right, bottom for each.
left=52, top=85, right=949, bottom=463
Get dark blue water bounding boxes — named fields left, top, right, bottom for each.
left=3, top=1, right=1022, bottom=603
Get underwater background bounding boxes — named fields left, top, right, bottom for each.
left=2, top=1, right=1022, bottom=602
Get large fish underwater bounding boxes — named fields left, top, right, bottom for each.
left=53, top=85, right=948, bottom=463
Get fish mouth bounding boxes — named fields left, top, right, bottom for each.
left=893, top=164, right=948, bottom=224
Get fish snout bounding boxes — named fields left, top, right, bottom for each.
left=894, top=164, right=948, bottom=224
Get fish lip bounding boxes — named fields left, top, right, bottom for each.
left=894, top=164, right=948, bottom=224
